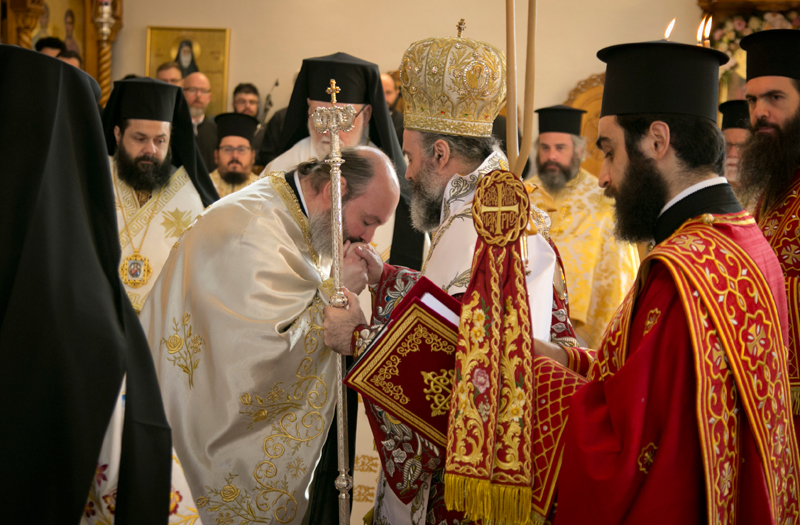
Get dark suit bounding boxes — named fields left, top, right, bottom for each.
left=195, top=117, right=218, bottom=172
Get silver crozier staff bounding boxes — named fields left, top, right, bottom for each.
left=312, top=79, right=356, bottom=525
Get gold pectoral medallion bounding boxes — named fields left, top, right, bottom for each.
left=120, top=250, right=152, bottom=288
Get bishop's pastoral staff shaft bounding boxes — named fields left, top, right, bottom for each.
left=311, top=78, right=357, bottom=524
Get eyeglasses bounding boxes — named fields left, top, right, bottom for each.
left=184, top=87, right=211, bottom=95
left=219, top=146, right=252, bottom=155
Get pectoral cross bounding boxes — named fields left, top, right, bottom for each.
left=482, top=182, right=519, bottom=234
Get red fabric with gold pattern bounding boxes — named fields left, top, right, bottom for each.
left=443, top=170, right=535, bottom=524
left=756, top=170, right=800, bottom=431
left=557, top=212, right=799, bottom=524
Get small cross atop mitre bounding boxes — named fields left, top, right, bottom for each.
left=456, top=18, right=466, bottom=38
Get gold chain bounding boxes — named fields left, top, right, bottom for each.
left=112, top=172, right=160, bottom=254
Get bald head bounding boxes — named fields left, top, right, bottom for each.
left=183, top=72, right=212, bottom=120
left=381, top=74, right=399, bottom=107
left=299, top=146, right=399, bottom=247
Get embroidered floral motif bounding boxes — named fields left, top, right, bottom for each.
left=102, top=490, right=116, bottom=515
left=238, top=384, right=302, bottom=431
left=637, top=443, right=658, bottom=474
left=643, top=308, right=661, bottom=336
left=354, top=455, right=380, bottom=473
left=202, top=298, right=330, bottom=524
left=169, top=487, right=183, bottom=515
left=287, top=458, right=307, bottom=479
left=161, top=208, right=193, bottom=238
left=162, top=312, right=204, bottom=388
left=353, top=485, right=376, bottom=502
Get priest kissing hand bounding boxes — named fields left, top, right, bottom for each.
left=533, top=338, right=569, bottom=367
left=342, top=240, right=369, bottom=294
left=323, top=289, right=365, bottom=356
left=350, top=242, right=383, bottom=286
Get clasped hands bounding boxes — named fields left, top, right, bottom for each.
left=323, top=241, right=383, bottom=356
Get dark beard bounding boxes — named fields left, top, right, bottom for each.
left=604, top=145, right=670, bottom=243
left=308, top=204, right=358, bottom=260
left=535, top=153, right=581, bottom=194
left=115, top=145, right=172, bottom=193
left=739, top=109, right=800, bottom=212
left=220, top=163, right=249, bottom=186
left=409, top=159, right=446, bottom=233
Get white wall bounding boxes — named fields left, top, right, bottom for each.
left=113, top=0, right=700, bottom=122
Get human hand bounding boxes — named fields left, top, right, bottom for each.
left=533, top=338, right=569, bottom=367
left=342, top=241, right=368, bottom=294
left=323, top=289, right=365, bottom=355
left=351, top=242, right=383, bottom=287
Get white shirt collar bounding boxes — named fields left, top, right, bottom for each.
left=659, top=177, right=729, bottom=218
left=294, top=171, right=309, bottom=216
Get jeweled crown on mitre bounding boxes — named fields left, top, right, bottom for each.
left=400, top=20, right=507, bottom=138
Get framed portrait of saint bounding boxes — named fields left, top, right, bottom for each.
left=145, top=26, right=230, bottom=117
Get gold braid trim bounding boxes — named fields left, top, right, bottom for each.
left=793, top=386, right=800, bottom=416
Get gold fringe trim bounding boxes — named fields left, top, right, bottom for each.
left=530, top=509, right=547, bottom=525
left=792, top=386, right=800, bottom=416
left=444, top=473, right=533, bottom=524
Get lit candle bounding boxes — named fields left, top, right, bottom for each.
left=665, top=18, right=676, bottom=41
left=704, top=16, right=713, bottom=48
left=696, top=15, right=707, bottom=46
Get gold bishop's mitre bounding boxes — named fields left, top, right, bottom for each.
left=400, top=22, right=507, bottom=138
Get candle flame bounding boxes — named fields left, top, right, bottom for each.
left=697, top=15, right=707, bottom=43
left=704, top=16, right=713, bottom=39
left=665, top=18, right=676, bottom=40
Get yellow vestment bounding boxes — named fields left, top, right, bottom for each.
left=527, top=169, right=639, bottom=347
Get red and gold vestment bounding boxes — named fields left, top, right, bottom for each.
left=756, top=169, right=800, bottom=446
left=557, top=212, right=799, bottom=524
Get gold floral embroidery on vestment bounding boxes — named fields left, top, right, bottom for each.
left=162, top=312, right=204, bottom=388
left=643, top=308, right=661, bottom=336
left=202, top=297, right=330, bottom=524
left=354, top=455, right=380, bottom=473
left=637, top=443, right=658, bottom=474
left=421, top=368, right=456, bottom=416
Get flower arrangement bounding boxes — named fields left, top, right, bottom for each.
left=712, top=11, right=800, bottom=80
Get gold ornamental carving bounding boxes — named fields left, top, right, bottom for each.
left=9, top=0, right=45, bottom=50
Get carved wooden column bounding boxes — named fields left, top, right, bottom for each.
left=93, top=0, right=122, bottom=106
left=10, top=0, right=44, bottom=49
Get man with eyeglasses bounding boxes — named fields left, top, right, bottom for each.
left=184, top=71, right=218, bottom=171
left=210, top=112, right=260, bottom=197
left=718, top=100, right=754, bottom=211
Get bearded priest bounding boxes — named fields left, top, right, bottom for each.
left=533, top=41, right=800, bottom=523
left=527, top=105, right=639, bottom=348
left=738, top=30, right=800, bottom=448
left=209, top=112, right=260, bottom=198
left=322, top=26, right=579, bottom=524
left=264, top=52, right=425, bottom=272
left=102, top=78, right=219, bottom=313
left=139, top=146, right=399, bottom=524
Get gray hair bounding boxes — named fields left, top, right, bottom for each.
left=418, top=132, right=499, bottom=166
left=534, top=134, right=587, bottom=161
left=296, top=147, right=377, bottom=202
